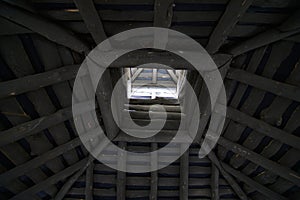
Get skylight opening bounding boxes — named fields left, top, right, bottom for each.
left=124, top=67, right=187, bottom=100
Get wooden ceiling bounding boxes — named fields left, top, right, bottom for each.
left=0, top=0, right=300, bottom=199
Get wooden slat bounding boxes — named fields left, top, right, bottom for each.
left=221, top=162, right=288, bottom=200
left=150, top=143, right=158, bottom=200
left=117, top=142, right=126, bottom=200
left=131, top=68, right=143, bottom=81
left=179, top=144, right=189, bottom=200
left=85, top=160, right=94, bottom=200
left=153, top=0, right=174, bottom=28
left=218, top=137, right=300, bottom=186
left=206, top=0, right=253, bottom=54
left=211, top=164, right=219, bottom=200
left=10, top=158, right=88, bottom=200
left=226, top=107, right=300, bottom=150
left=0, top=64, right=80, bottom=99
left=228, top=10, right=300, bottom=56
left=0, top=1, right=89, bottom=53
left=55, top=157, right=93, bottom=200
left=227, top=68, right=300, bottom=102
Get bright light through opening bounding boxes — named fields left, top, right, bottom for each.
left=124, top=67, right=187, bottom=100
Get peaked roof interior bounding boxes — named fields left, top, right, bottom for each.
left=0, top=0, right=300, bottom=200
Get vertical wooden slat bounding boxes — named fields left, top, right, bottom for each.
left=85, top=161, right=94, bottom=200
left=211, top=164, right=219, bottom=200
left=117, top=142, right=126, bottom=200
left=150, top=143, right=158, bottom=200
left=180, top=144, right=189, bottom=200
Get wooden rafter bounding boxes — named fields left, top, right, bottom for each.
left=0, top=1, right=89, bottom=53
left=0, top=64, right=80, bottom=99
left=206, top=0, right=253, bottom=54
left=85, top=160, right=94, bottom=200
left=221, top=162, right=288, bottom=200
left=10, top=158, right=88, bottom=200
left=117, top=142, right=127, bottom=200
left=227, top=68, right=300, bottom=102
left=180, top=144, right=189, bottom=200
left=218, top=137, right=300, bottom=186
left=131, top=68, right=143, bottom=81
left=211, top=164, right=219, bottom=200
left=150, top=143, right=158, bottom=200
left=228, top=10, right=300, bottom=56
left=167, top=70, right=178, bottom=83
left=74, top=0, right=119, bottom=139
left=54, top=157, right=93, bottom=200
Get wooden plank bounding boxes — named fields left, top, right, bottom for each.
left=152, top=68, right=157, bottom=84
left=227, top=68, right=300, bottom=102
left=221, top=162, right=288, bottom=200
left=55, top=157, right=92, bottom=200
left=206, top=0, right=253, bottom=54
left=117, top=142, right=126, bottom=200
left=153, top=0, right=174, bottom=28
left=228, top=10, right=300, bottom=56
left=150, top=143, right=158, bottom=200
left=73, top=0, right=106, bottom=44
left=131, top=68, right=143, bottom=81
left=167, top=70, right=178, bottom=83
left=226, top=107, right=300, bottom=150
left=85, top=160, right=94, bottom=200
left=0, top=64, right=80, bottom=99
left=179, top=144, right=189, bottom=200
left=0, top=138, right=82, bottom=186
left=124, top=104, right=181, bottom=112
left=211, top=164, right=219, bottom=200
left=207, top=152, right=248, bottom=200
left=74, top=0, right=119, bottom=140
left=10, top=158, right=88, bottom=200
left=0, top=1, right=89, bottom=53
left=218, top=137, right=300, bottom=186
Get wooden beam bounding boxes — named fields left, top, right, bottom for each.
left=0, top=99, right=94, bottom=147
left=206, top=0, right=253, bottom=54
left=74, top=0, right=119, bottom=139
left=167, top=70, right=178, bottom=83
left=10, top=158, right=88, bottom=200
left=0, top=64, right=80, bottom=99
left=227, top=68, right=300, bottom=102
left=124, top=104, right=181, bottom=112
left=85, top=160, right=94, bottom=200
left=117, top=142, right=126, bottom=200
left=226, top=107, right=300, bottom=150
left=0, top=1, right=89, bottom=53
left=73, top=0, right=106, bottom=44
left=207, top=152, right=248, bottom=200
left=228, top=10, right=300, bottom=56
left=55, top=157, right=93, bottom=200
left=150, top=143, right=158, bottom=200
left=154, top=0, right=174, bottom=28
left=221, top=162, right=288, bottom=200
left=152, top=69, right=157, bottom=84
left=218, top=137, right=300, bottom=186
left=211, top=164, right=219, bottom=200
left=179, top=144, right=189, bottom=200
left=0, top=138, right=82, bottom=186
left=131, top=68, right=143, bottom=81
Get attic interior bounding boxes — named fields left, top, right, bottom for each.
left=0, top=0, right=300, bottom=200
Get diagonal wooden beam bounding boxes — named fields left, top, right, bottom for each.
left=85, top=160, right=94, bottom=200
left=228, top=10, right=300, bottom=56
left=0, top=1, right=89, bottom=53
left=218, top=136, right=300, bottom=186
left=167, top=70, right=178, bottom=83
left=221, top=162, right=288, bottom=200
left=227, top=68, right=300, bottom=102
left=0, top=64, right=80, bottom=99
left=10, top=157, right=88, bottom=200
left=73, top=0, right=106, bottom=44
left=131, top=68, right=143, bottom=81
left=55, top=156, right=94, bottom=200
left=207, top=152, right=248, bottom=200
left=226, top=107, right=300, bottom=150
left=74, top=0, right=119, bottom=140
left=0, top=138, right=82, bottom=186
left=206, top=0, right=253, bottom=54
left=154, top=0, right=174, bottom=28
left=211, top=164, right=219, bottom=200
